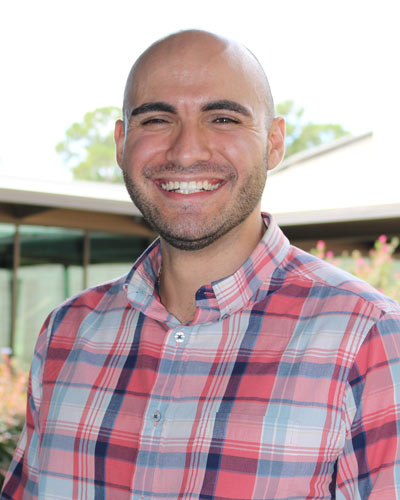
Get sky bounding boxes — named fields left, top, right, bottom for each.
left=0, top=0, right=395, bottom=181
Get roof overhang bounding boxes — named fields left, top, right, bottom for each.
left=0, top=175, right=139, bottom=216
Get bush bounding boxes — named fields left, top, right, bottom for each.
left=0, top=354, right=28, bottom=489
left=311, top=235, right=400, bottom=303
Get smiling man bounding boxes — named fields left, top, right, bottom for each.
left=114, top=31, right=284, bottom=324
left=2, top=30, right=400, bottom=500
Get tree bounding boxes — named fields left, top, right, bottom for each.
left=276, top=100, right=350, bottom=157
left=57, top=102, right=350, bottom=182
left=56, top=106, right=123, bottom=182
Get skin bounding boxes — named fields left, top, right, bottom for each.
left=115, top=30, right=285, bottom=323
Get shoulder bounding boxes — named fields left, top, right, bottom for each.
left=280, top=245, right=399, bottom=318
left=44, top=274, right=130, bottom=336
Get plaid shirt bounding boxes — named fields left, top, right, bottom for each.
left=2, top=214, right=400, bottom=500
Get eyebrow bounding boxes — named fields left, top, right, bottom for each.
left=201, top=99, right=252, bottom=117
left=131, top=101, right=177, bottom=116
left=130, top=99, right=252, bottom=118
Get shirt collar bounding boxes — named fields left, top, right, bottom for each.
left=124, top=213, right=290, bottom=325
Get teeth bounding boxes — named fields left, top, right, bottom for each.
left=161, top=180, right=221, bottom=194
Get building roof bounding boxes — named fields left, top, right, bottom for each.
left=262, top=131, right=400, bottom=226
left=0, top=175, right=138, bottom=216
left=0, top=176, right=153, bottom=237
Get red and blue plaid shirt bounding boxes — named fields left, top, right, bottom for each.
left=2, top=214, right=400, bottom=499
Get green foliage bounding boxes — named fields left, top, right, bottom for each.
left=56, top=106, right=123, bottom=182
left=276, top=100, right=350, bottom=157
left=311, top=236, right=400, bottom=303
left=0, top=356, right=28, bottom=489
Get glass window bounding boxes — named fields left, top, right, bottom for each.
left=16, top=226, right=84, bottom=367
left=1, top=224, right=152, bottom=368
left=87, top=232, right=150, bottom=287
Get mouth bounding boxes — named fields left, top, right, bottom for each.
left=159, top=180, right=222, bottom=195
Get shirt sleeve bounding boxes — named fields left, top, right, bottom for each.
left=337, top=308, right=400, bottom=499
left=1, top=313, right=53, bottom=500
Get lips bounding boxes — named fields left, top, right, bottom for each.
left=160, top=180, right=221, bottom=194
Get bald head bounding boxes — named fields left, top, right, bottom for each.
left=115, top=29, right=286, bottom=251
left=122, top=30, right=275, bottom=128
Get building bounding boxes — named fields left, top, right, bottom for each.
left=0, top=176, right=154, bottom=365
left=262, top=131, right=400, bottom=254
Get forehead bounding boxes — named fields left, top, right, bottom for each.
left=125, top=39, right=267, bottom=113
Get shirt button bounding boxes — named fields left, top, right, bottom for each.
left=152, top=410, right=161, bottom=422
left=175, top=331, right=185, bottom=343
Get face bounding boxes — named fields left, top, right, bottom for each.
left=115, top=36, right=284, bottom=251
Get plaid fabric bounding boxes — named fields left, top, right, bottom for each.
left=2, top=213, right=400, bottom=500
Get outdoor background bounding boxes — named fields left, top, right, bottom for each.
left=1, top=0, right=399, bottom=486
left=1, top=0, right=397, bottom=182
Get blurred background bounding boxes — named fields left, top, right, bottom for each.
left=1, top=0, right=399, bottom=484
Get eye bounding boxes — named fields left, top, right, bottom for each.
left=213, top=116, right=240, bottom=124
left=141, top=117, right=169, bottom=126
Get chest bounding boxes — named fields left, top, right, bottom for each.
left=37, top=307, right=365, bottom=499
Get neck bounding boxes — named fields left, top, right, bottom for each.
left=158, top=211, right=266, bottom=324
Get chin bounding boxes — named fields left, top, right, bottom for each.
left=157, top=214, right=250, bottom=252
left=160, top=232, right=220, bottom=251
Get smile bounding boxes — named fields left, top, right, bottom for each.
left=160, top=180, right=221, bottom=194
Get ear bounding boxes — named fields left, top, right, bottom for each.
left=267, top=116, right=285, bottom=171
left=114, top=119, right=125, bottom=168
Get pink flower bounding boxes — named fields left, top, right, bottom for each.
left=378, top=235, right=387, bottom=244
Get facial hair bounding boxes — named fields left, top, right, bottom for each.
left=123, top=160, right=267, bottom=251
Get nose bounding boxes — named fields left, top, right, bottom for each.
left=166, top=122, right=212, bottom=166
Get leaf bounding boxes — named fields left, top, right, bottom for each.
left=276, top=100, right=350, bottom=157
left=55, top=106, right=123, bottom=183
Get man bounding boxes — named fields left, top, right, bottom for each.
left=2, top=30, right=400, bottom=499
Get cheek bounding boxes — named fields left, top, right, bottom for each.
left=124, top=134, right=169, bottom=166
left=216, top=134, right=266, bottom=166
